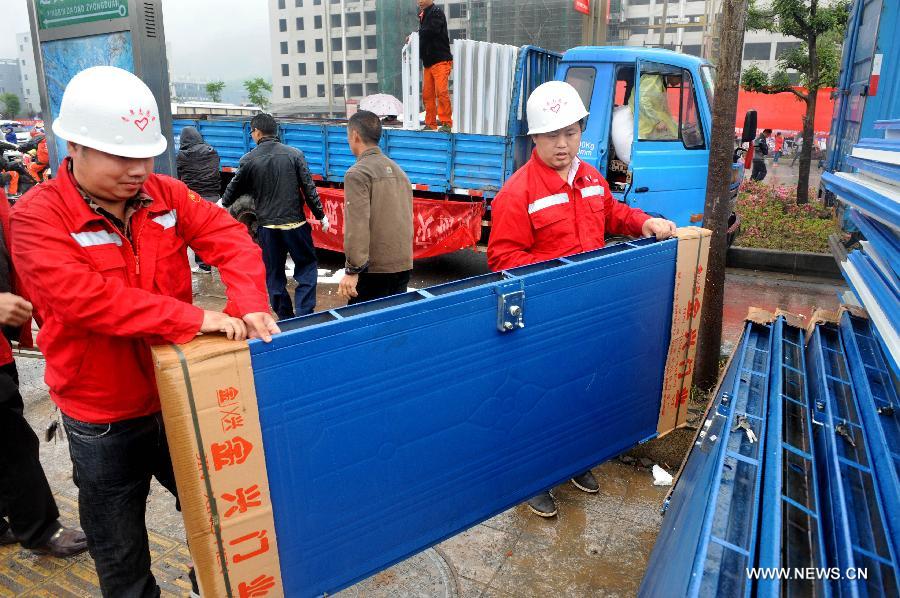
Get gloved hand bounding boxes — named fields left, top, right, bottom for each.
left=320, top=215, right=331, bottom=233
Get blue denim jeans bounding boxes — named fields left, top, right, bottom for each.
left=257, top=224, right=318, bottom=318
left=63, top=411, right=179, bottom=598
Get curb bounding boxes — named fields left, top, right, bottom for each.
left=727, top=246, right=842, bottom=279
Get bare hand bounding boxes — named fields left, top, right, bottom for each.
left=0, top=293, right=32, bottom=327
left=200, top=310, right=248, bottom=341
left=338, top=273, right=359, bottom=300
left=242, top=312, right=281, bottom=343
left=642, top=218, right=677, bottom=240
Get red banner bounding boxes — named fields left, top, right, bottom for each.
left=307, top=188, right=485, bottom=259
left=574, top=0, right=590, bottom=15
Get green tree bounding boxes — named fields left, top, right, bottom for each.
left=243, top=78, right=272, bottom=110
left=0, top=93, right=21, bottom=119
left=740, top=0, right=850, bottom=203
left=205, top=81, right=226, bottom=103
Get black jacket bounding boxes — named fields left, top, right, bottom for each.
left=221, top=137, right=325, bottom=226
left=753, top=134, right=769, bottom=160
left=419, top=4, right=452, bottom=68
left=176, top=127, right=221, bottom=199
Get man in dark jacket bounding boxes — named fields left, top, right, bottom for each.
left=751, top=128, right=771, bottom=181
left=176, top=126, right=221, bottom=271
left=222, top=113, right=330, bottom=318
left=417, top=0, right=453, bottom=131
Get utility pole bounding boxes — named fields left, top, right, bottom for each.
left=659, top=0, right=669, bottom=47
left=693, top=0, right=750, bottom=390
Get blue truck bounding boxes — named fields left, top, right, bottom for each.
left=174, top=45, right=745, bottom=254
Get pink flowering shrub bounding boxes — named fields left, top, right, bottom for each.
left=735, top=180, right=838, bottom=252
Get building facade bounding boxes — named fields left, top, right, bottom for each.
left=0, top=59, right=25, bottom=118
left=15, top=33, right=40, bottom=116
left=268, top=0, right=470, bottom=116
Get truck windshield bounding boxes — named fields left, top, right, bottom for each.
left=700, top=65, right=715, bottom=106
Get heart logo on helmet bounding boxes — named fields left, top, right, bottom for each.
left=120, top=108, right=157, bottom=132
left=549, top=103, right=561, bottom=113
left=134, top=117, right=149, bottom=131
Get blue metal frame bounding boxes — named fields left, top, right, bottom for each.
left=839, top=312, right=900, bottom=565
left=823, top=171, right=900, bottom=233
left=807, top=322, right=900, bottom=596
left=848, top=210, right=900, bottom=285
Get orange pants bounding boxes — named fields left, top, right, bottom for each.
left=4, top=171, right=19, bottom=195
left=27, top=161, right=47, bottom=183
left=423, top=61, right=452, bottom=128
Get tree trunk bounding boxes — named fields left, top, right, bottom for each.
left=693, top=0, right=749, bottom=390
left=797, top=0, right=820, bottom=205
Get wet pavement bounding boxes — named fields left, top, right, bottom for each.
left=1, top=252, right=846, bottom=597
left=743, top=156, right=823, bottom=190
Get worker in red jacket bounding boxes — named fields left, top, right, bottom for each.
left=10, top=66, right=279, bottom=597
left=487, top=81, right=676, bottom=518
left=0, top=188, right=88, bottom=559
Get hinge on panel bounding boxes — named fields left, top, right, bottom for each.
left=495, top=282, right=525, bottom=333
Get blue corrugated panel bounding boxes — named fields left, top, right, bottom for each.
left=383, top=129, right=453, bottom=192
left=249, top=238, right=676, bottom=596
left=822, top=171, right=900, bottom=232
left=324, top=125, right=355, bottom=182
left=171, top=119, right=198, bottom=145
left=849, top=210, right=900, bottom=285
left=451, top=134, right=509, bottom=193
left=845, top=156, right=900, bottom=184
left=640, top=319, right=772, bottom=598
left=280, top=123, right=327, bottom=178
left=757, top=318, right=830, bottom=598
left=807, top=322, right=900, bottom=596
left=197, top=120, right=250, bottom=169
left=839, top=312, right=900, bottom=566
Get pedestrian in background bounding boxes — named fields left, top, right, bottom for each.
left=10, top=66, right=278, bottom=597
left=0, top=187, right=88, bottom=560
left=176, top=126, right=221, bottom=272
left=751, top=128, right=772, bottom=181
left=222, top=113, right=330, bottom=318
left=772, top=131, right=784, bottom=164
left=416, top=0, right=453, bottom=132
left=338, top=110, right=413, bottom=304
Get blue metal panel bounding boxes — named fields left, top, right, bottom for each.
left=822, top=171, right=900, bottom=232
left=849, top=210, right=900, bottom=284
left=383, top=129, right=453, bottom=192
left=758, top=319, right=830, bottom=598
left=196, top=120, right=250, bottom=169
left=807, top=323, right=900, bottom=597
left=845, top=156, right=900, bottom=184
left=640, top=320, right=772, bottom=598
left=509, top=46, right=563, bottom=138
left=280, top=123, right=327, bottom=178
left=839, top=312, right=900, bottom=565
left=249, top=238, right=677, bottom=596
left=450, top=134, right=508, bottom=192
left=324, top=126, right=354, bottom=182
left=171, top=119, right=198, bottom=146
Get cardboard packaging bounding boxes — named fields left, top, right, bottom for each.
left=657, top=227, right=712, bottom=436
left=152, top=337, right=284, bottom=598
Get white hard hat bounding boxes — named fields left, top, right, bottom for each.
left=526, top=81, right=590, bottom=135
left=52, top=66, right=167, bottom=159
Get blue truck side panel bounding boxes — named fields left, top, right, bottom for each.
left=828, top=0, right=900, bottom=173
left=249, top=238, right=676, bottom=596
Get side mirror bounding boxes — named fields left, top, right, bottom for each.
left=741, top=110, right=757, bottom=143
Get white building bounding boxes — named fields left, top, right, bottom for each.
left=15, top=32, right=40, bottom=116
left=268, top=0, right=468, bottom=116
left=615, top=0, right=800, bottom=77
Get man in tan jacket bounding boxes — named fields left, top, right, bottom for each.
left=338, top=111, right=414, bottom=304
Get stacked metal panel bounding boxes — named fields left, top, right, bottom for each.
left=641, top=313, right=900, bottom=598
left=822, top=119, right=900, bottom=372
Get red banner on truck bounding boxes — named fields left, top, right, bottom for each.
left=307, top=188, right=485, bottom=259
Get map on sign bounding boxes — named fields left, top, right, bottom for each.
left=37, top=0, right=129, bottom=31
left=41, top=31, right=134, bottom=165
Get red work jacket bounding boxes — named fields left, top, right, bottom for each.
left=487, top=150, right=651, bottom=272
left=0, top=189, right=33, bottom=367
left=10, top=158, right=269, bottom=423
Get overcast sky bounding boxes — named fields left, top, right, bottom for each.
left=0, top=0, right=272, bottom=82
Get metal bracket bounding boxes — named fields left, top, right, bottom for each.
left=496, top=289, right=525, bottom=333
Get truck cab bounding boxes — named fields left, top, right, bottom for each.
left=558, top=47, right=741, bottom=227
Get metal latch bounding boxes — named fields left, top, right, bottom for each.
left=496, top=290, right=525, bottom=332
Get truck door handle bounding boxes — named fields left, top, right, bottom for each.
left=635, top=187, right=649, bottom=193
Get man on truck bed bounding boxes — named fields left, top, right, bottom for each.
left=10, top=66, right=278, bottom=597
left=416, top=0, right=453, bottom=132
left=487, top=81, right=676, bottom=517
